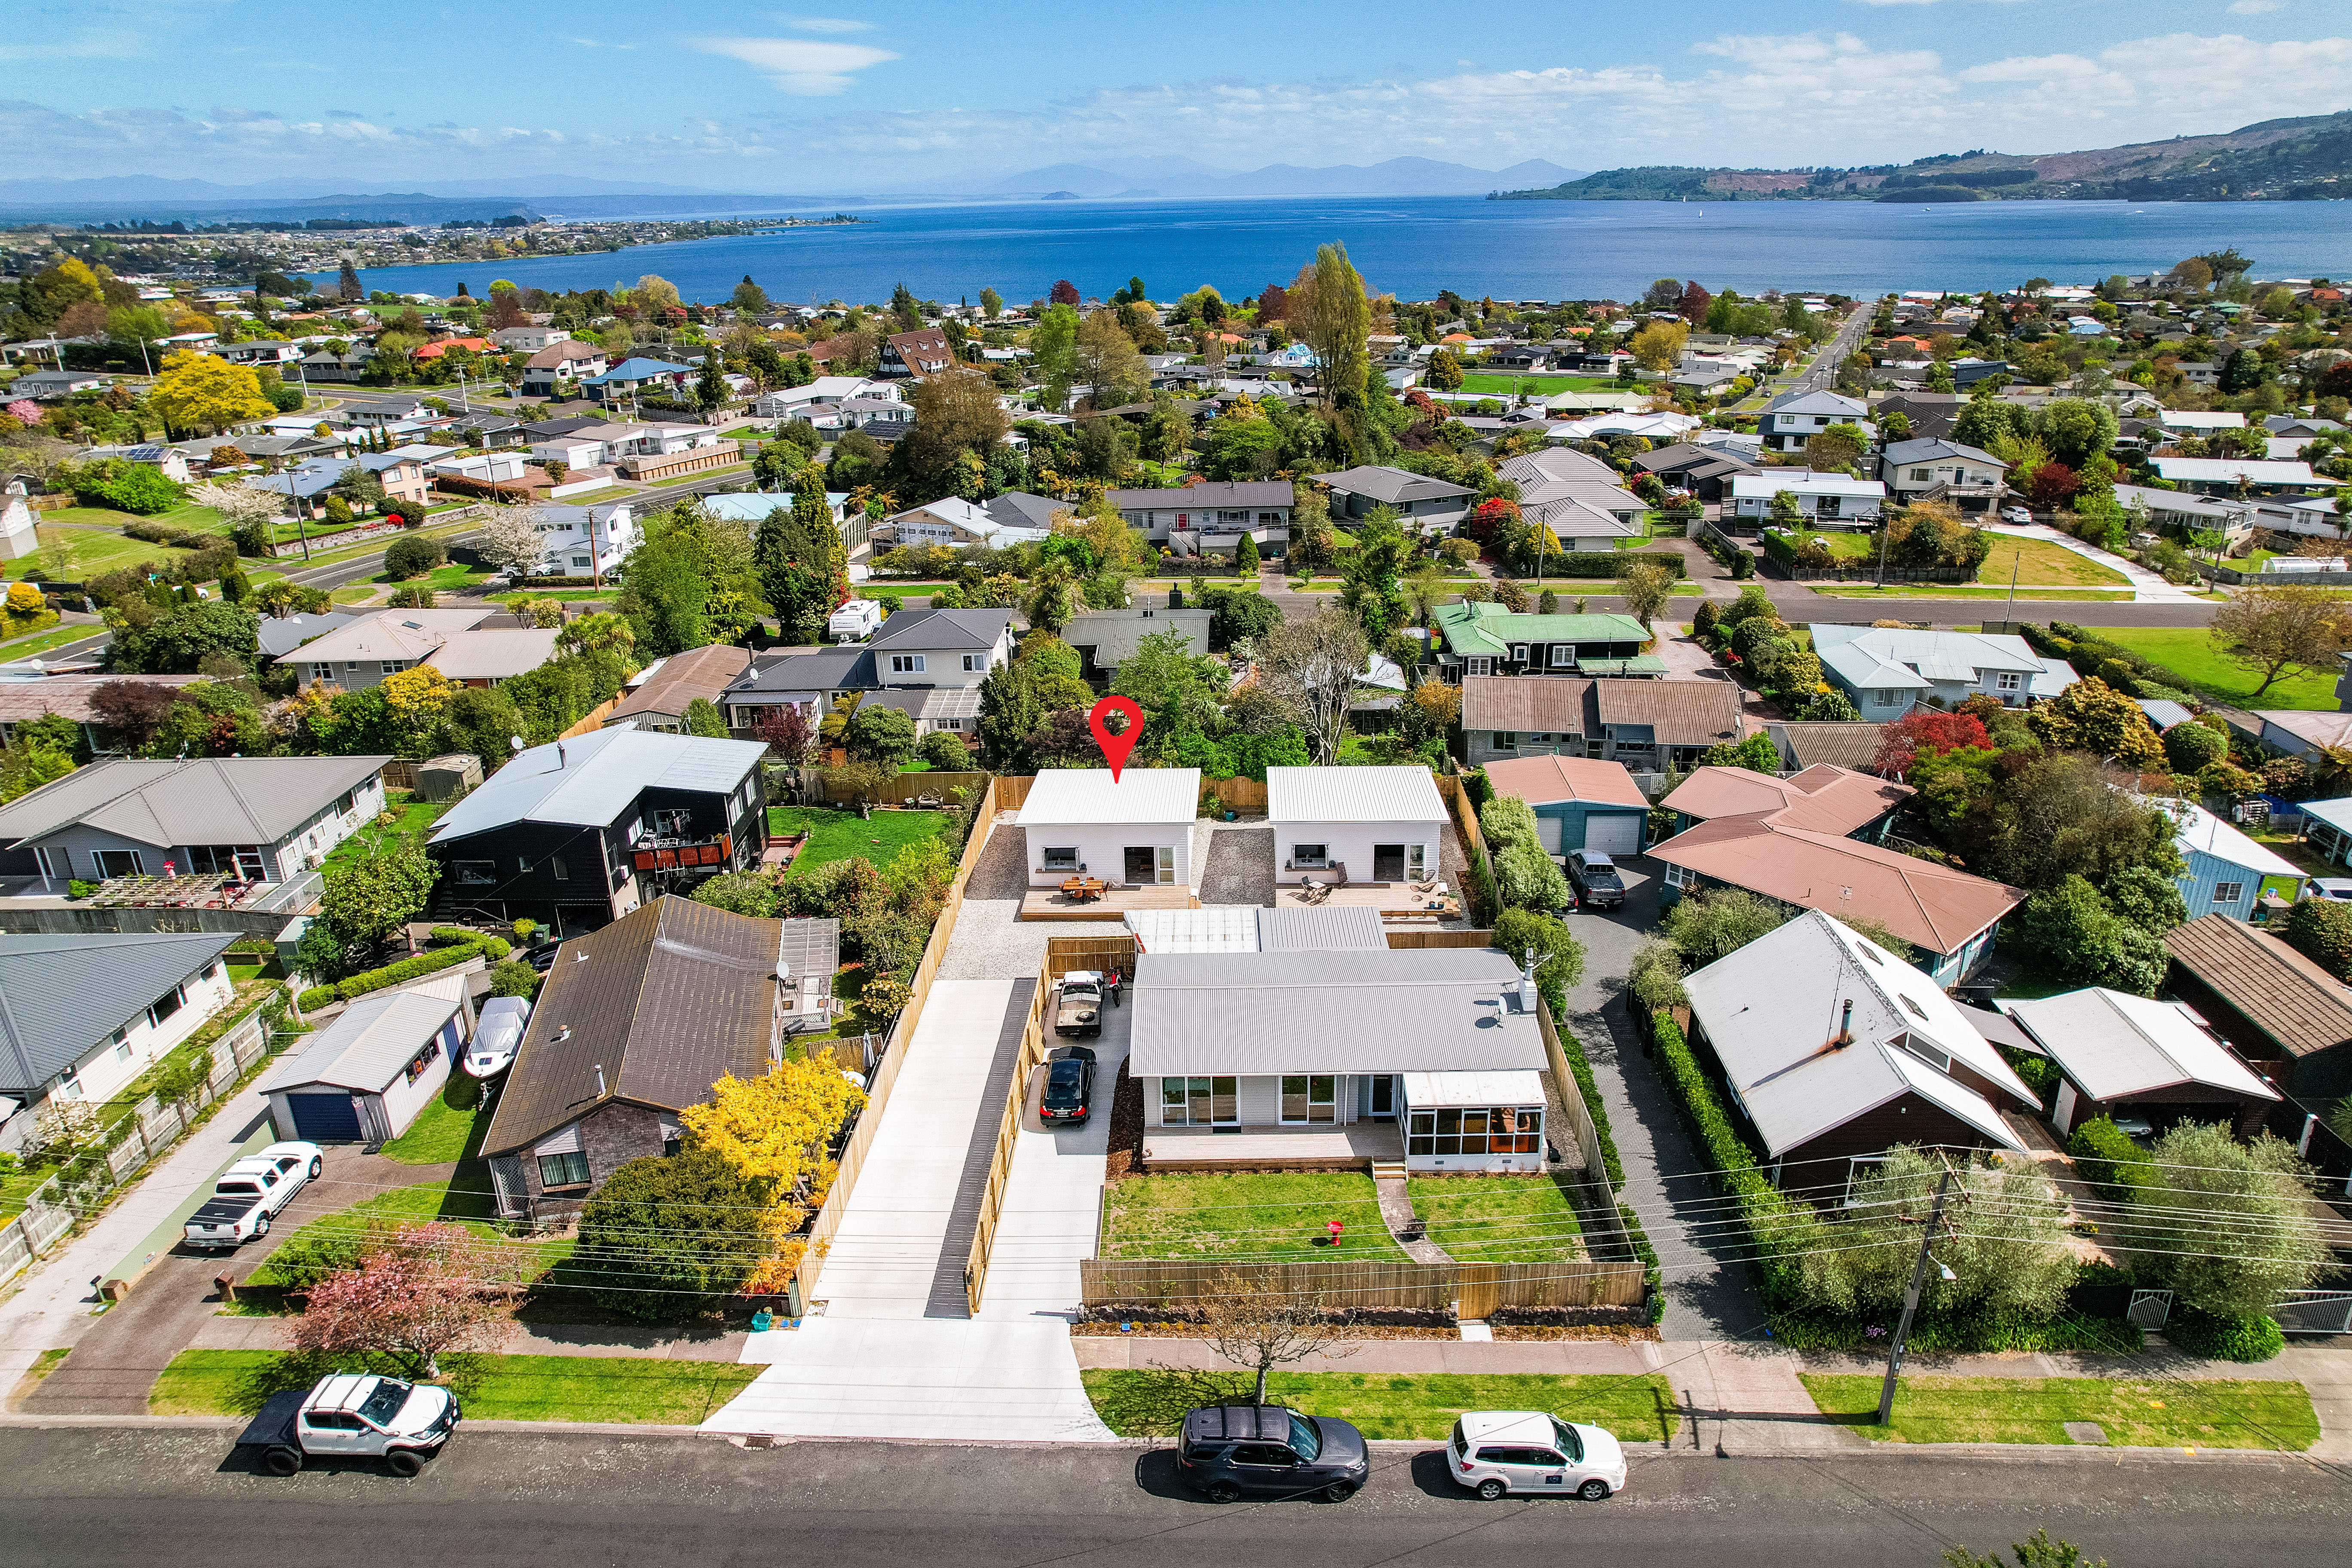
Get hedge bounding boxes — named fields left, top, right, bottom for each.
left=1544, top=550, right=1685, bottom=579
left=2066, top=1115, right=2154, bottom=1204
left=2167, top=1308, right=2285, bottom=1363
left=426, top=925, right=481, bottom=946
left=297, top=935, right=510, bottom=1011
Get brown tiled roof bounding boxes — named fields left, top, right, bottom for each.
left=885, top=328, right=955, bottom=376
left=1460, top=675, right=1593, bottom=733
left=481, top=896, right=785, bottom=1157
left=1773, top=721, right=1887, bottom=772
left=1661, top=762, right=1910, bottom=835
left=2161, top=913, right=2352, bottom=1059
left=1485, top=753, right=1648, bottom=809
left=607, top=643, right=753, bottom=724
left=0, top=673, right=201, bottom=724
left=1592, top=680, right=1746, bottom=748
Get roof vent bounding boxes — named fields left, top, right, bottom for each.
left=591, top=1062, right=604, bottom=1096
left=1832, top=998, right=1854, bottom=1047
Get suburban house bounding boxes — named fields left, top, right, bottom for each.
left=580, top=356, right=696, bottom=404
left=1267, top=764, right=1447, bottom=886
left=490, top=326, right=571, bottom=352
left=2003, top=987, right=2279, bottom=1139
left=425, top=728, right=770, bottom=935
left=530, top=501, right=636, bottom=579
left=1460, top=675, right=1743, bottom=769
left=285, top=608, right=565, bottom=693
left=1483, top=753, right=1651, bottom=858
left=254, top=610, right=359, bottom=664
left=480, top=897, right=807, bottom=1221
left=603, top=644, right=753, bottom=733
left=0, top=754, right=390, bottom=888
left=2159, top=799, right=2305, bottom=923
left=1106, top=481, right=1292, bottom=552
left=867, top=607, right=1016, bottom=692
left=259, top=989, right=466, bottom=1144
left=878, top=496, right=1053, bottom=549
left=1130, top=947, right=1549, bottom=1173
left=1651, top=765, right=2021, bottom=983
left=1016, top=767, right=1201, bottom=889
left=1061, top=605, right=1212, bottom=683
left=1429, top=603, right=1663, bottom=682
left=82, top=443, right=193, bottom=483
left=1311, top=465, right=1476, bottom=537
left=519, top=341, right=609, bottom=395
left=2148, top=457, right=2316, bottom=496
left=1632, top=442, right=1759, bottom=502
left=2161, top=914, right=2352, bottom=1108
left=878, top=327, right=954, bottom=379
left=1729, top=470, right=1886, bottom=525
left=1758, top=390, right=1870, bottom=453
left=2297, top=797, right=2352, bottom=869
left=721, top=646, right=877, bottom=734
left=753, top=375, right=890, bottom=419
left=1878, top=438, right=2009, bottom=511
left=1874, top=392, right=1962, bottom=441
left=2250, top=712, right=2352, bottom=769
left=1682, top=910, right=2036, bottom=1189
left=1494, top=446, right=1651, bottom=548
left=1811, top=624, right=2077, bottom=721
left=0, top=671, right=202, bottom=756
left=0, top=931, right=236, bottom=1146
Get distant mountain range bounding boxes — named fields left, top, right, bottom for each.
left=1496, top=113, right=2352, bottom=203
left=989, top=156, right=1587, bottom=199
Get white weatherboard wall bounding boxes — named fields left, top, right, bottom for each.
left=370, top=1015, right=459, bottom=1138
left=1022, top=823, right=1193, bottom=888
left=1274, top=819, right=1439, bottom=884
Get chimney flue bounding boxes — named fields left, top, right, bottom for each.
left=593, top=1063, right=606, bottom=1096
left=1837, top=998, right=1854, bottom=1044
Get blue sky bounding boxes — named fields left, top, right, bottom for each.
left=4, top=1, right=2348, bottom=189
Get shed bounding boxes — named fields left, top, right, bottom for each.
left=258, top=990, right=464, bottom=1143
left=1015, top=768, right=1202, bottom=888
left=413, top=753, right=484, bottom=803
left=1482, top=754, right=1650, bottom=857
left=2004, top=987, right=2278, bottom=1137
left=1265, top=765, right=1446, bottom=885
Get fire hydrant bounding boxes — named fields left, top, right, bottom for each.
left=1326, top=1219, right=1344, bottom=1245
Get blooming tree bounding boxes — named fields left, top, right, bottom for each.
left=292, top=1221, right=521, bottom=1378
left=1872, top=711, right=1992, bottom=778
left=4, top=400, right=40, bottom=427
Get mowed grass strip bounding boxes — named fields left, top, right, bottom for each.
left=1082, top=1369, right=1679, bottom=1444
left=1100, top=1171, right=1402, bottom=1260
left=152, top=1349, right=760, bottom=1425
left=1976, top=535, right=2129, bottom=588
left=1798, top=1374, right=2318, bottom=1450
left=1406, top=1175, right=1584, bottom=1262
left=2092, top=627, right=2343, bottom=710
left=770, top=805, right=950, bottom=876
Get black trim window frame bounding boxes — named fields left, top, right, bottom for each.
left=537, top=1150, right=591, bottom=1188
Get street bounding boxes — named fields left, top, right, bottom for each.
left=0, top=1426, right=2343, bottom=1567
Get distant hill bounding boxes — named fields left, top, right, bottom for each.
left=1495, top=113, right=2352, bottom=202
left=990, top=156, right=1586, bottom=199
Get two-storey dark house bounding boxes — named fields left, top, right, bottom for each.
left=424, top=728, right=770, bottom=936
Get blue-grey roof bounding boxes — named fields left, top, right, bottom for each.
left=0, top=932, right=236, bottom=1093
left=256, top=610, right=359, bottom=660
left=583, top=358, right=694, bottom=384
left=259, top=990, right=461, bottom=1095
left=0, top=756, right=392, bottom=851
left=867, top=606, right=1013, bottom=652
left=429, top=728, right=767, bottom=844
left=726, top=646, right=876, bottom=697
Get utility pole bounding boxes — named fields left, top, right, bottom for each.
left=1877, top=1167, right=1956, bottom=1425
left=1874, top=516, right=1889, bottom=590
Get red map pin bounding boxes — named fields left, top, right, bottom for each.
left=1088, top=696, right=1143, bottom=781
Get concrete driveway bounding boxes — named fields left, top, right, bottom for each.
left=1558, top=860, right=1765, bottom=1341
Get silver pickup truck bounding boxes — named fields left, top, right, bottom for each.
left=182, top=1141, right=322, bottom=1252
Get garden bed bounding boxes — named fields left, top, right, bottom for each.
left=1081, top=1369, right=1680, bottom=1442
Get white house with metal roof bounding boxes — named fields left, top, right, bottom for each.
left=259, top=989, right=465, bottom=1143
left=1810, top=624, right=2076, bottom=721
left=1730, top=469, right=1886, bottom=525
left=1015, top=767, right=1201, bottom=889
left=2002, top=987, right=2278, bottom=1138
left=1266, top=765, right=1447, bottom=886
left=0, top=931, right=236, bottom=1144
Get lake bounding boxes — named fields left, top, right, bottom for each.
left=305, top=195, right=2352, bottom=306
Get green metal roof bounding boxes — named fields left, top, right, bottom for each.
left=1433, top=600, right=1651, bottom=657
left=1577, top=655, right=1669, bottom=677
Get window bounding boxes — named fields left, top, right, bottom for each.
left=1491, top=732, right=1517, bottom=752
left=551, top=855, right=570, bottom=882
left=537, top=1150, right=591, bottom=1188
left=1549, top=644, right=1573, bottom=668
left=1292, top=842, right=1328, bottom=868
left=1155, top=845, right=1175, bottom=885
left=148, top=986, right=184, bottom=1028
left=1042, top=845, right=1079, bottom=871
left=1161, top=1076, right=1238, bottom=1125
left=1663, top=864, right=1698, bottom=891
left=2213, top=881, right=2244, bottom=905
left=1407, top=844, right=1427, bottom=879
left=1994, top=671, right=2021, bottom=692
left=112, top=1027, right=132, bottom=1064
left=890, top=654, right=927, bottom=674
left=455, top=861, right=496, bottom=885
left=1872, top=689, right=1903, bottom=707
left=346, top=661, right=362, bottom=672
left=337, top=790, right=357, bottom=815
left=1509, top=644, right=1530, bottom=664
left=1281, top=1075, right=1338, bottom=1124
left=1410, top=1107, right=1534, bottom=1156
left=1466, top=657, right=1492, bottom=678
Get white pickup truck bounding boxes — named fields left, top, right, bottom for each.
left=182, top=1141, right=323, bottom=1252
left=236, top=1372, right=460, bottom=1476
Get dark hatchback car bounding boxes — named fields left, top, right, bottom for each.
left=1565, top=850, right=1625, bottom=910
left=1177, top=1404, right=1370, bottom=1503
left=1040, top=1045, right=1096, bottom=1127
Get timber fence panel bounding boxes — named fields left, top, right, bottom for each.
left=1075, top=1255, right=1645, bottom=1312
left=1386, top=929, right=1495, bottom=949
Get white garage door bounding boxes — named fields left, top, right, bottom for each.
left=1536, top=814, right=1565, bottom=854
left=1582, top=814, right=1642, bottom=856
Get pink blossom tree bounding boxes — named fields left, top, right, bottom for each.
left=291, top=1222, right=522, bottom=1378
left=3, top=401, right=40, bottom=428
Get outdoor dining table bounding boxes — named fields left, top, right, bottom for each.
left=1060, top=876, right=1108, bottom=903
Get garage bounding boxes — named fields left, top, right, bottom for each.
left=1536, top=815, right=1565, bottom=854
left=1482, top=754, right=1652, bottom=863
left=285, top=1092, right=361, bottom=1142
left=1581, top=813, right=1643, bottom=856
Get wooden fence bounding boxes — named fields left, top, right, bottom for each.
left=558, top=695, right=624, bottom=740
left=1386, top=928, right=1494, bottom=950
left=1200, top=776, right=1268, bottom=813
left=1077, top=1254, right=1648, bottom=1315
left=792, top=770, right=990, bottom=809
left=1433, top=773, right=1495, bottom=923
left=992, top=775, right=1037, bottom=810
left=787, top=774, right=1004, bottom=1306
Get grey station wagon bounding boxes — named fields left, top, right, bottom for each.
left=1177, top=1404, right=1369, bottom=1503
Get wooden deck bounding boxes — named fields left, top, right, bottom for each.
left=1142, top=1122, right=1405, bottom=1171
left=1271, top=884, right=1462, bottom=920
left=1018, top=885, right=1200, bottom=922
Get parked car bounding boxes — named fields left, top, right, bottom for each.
left=1041, top=1045, right=1096, bottom=1126
left=2312, top=879, right=2352, bottom=902
left=183, top=1141, right=323, bottom=1252
left=1054, top=971, right=1103, bottom=1038
left=1565, top=849, right=1625, bottom=911
left=236, top=1372, right=460, bottom=1477
left=1447, top=1410, right=1625, bottom=1500
left=462, top=995, right=532, bottom=1079
left=1177, top=1404, right=1369, bottom=1503
left=2001, top=506, right=2033, bottom=524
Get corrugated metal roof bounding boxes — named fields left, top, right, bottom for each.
left=1128, top=949, right=1545, bottom=1078
left=2164, top=800, right=2304, bottom=880
left=0, top=674, right=201, bottom=725
left=259, top=990, right=461, bottom=1095
left=425, top=629, right=560, bottom=682
left=429, top=729, right=766, bottom=842
left=1400, top=1069, right=1546, bottom=1107
left=1256, top=906, right=1389, bottom=952
left=1590, top=681, right=1747, bottom=746
left=2007, top=988, right=2278, bottom=1103
left=1484, top=754, right=1648, bottom=809
left=867, top=607, right=1014, bottom=652
left=1770, top=722, right=1886, bottom=773
left=1016, top=768, right=1199, bottom=826
left=283, top=608, right=497, bottom=666
left=1266, top=766, right=1446, bottom=825
left=0, top=756, right=392, bottom=851
left=607, top=644, right=751, bottom=723
left=0, top=931, right=236, bottom=1092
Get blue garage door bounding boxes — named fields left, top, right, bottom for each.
left=287, top=1092, right=361, bottom=1141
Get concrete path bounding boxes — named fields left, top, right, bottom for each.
left=977, top=1000, right=1129, bottom=1324
left=1375, top=1178, right=1452, bottom=1264
left=1982, top=521, right=2210, bottom=605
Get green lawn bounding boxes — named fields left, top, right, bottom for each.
left=1406, top=1175, right=1584, bottom=1262
left=1456, top=374, right=1623, bottom=395
left=151, top=1349, right=760, bottom=1425
left=404, top=560, right=502, bottom=593
left=551, top=485, right=640, bottom=505
left=13, top=520, right=199, bottom=578
left=1977, top=535, right=2130, bottom=589
left=1808, top=585, right=2136, bottom=601
left=0, top=1163, right=58, bottom=1220
left=0, top=622, right=99, bottom=661
left=324, top=798, right=450, bottom=870
left=244, top=1178, right=500, bottom=1287
left=2092, top=627, right=2343, bottom=710
left=380, top=1076, right=490, bottom=1165
left=1100, top=1171, right=1403, bottom=1261
left=1799, top=1375, right=2318, bottom=1450
left=2249, top=826, right=2339, bottom=879
left=1082, top=1370, right=1680, bottom=1444
left=770, top=805, right=950, bottom=878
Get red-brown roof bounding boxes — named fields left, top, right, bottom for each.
left=1485, top=754, right=1648, bottom=810
left=1661, top=763, right=1911, bottom=836
left=2162, top=913, right=2352, bottom=1059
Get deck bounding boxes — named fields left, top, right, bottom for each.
left=1142, top=1123, right=1405, bottom=1171
left=1271, top=883, right=1463, bottom=920
left=1017, top=885, right=1200, bottom=922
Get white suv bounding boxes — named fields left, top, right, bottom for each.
left=1448, top=1410, right=1626, bottom=1500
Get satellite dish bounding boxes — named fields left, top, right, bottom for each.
left=510, top=735, right=525, bottom=753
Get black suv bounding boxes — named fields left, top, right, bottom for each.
left=1041, top=1046, right=1096, bottom=1127
left=1176, top=1404, right=1369, bottom=1503
left=1565, top=849, right=1625, bottom=910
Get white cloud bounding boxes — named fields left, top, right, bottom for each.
left=696, top=34, right=897, bottom=94
left=779, top=15, right=874, bottom=32
left=2228, top=0, right=2285, bottom=12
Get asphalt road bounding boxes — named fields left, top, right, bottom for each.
left=1, top=1427, right=2343, bottom=1568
